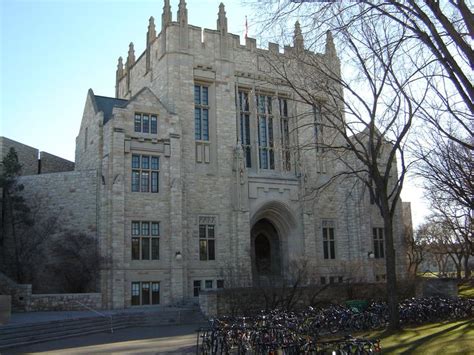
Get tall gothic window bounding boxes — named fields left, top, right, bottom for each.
left=257, top=94, right=274, bottom=169
left=194, top=85, right=209, bottom=141
left=279, top=98, right=291, bottom=171
left=238, top=90, right=252, bottom=168
left=199, top=216, right=216, bottom=261
left=313, top=104, right=323, bottom=152
left=322, top=220, right=335, bottom=259
left=373, top=227, right=385, bottom=258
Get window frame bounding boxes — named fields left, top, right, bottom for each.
left=193, top=280, right=202, bottom=297
left=322, top=220, right=336, bottom=260
left=373, top=227, right=385, bottom=259
left=134, top=112, right=158, bottom=134
left=198, top=216, right=216, bottom=261
left=131, top=221, right=160, bottom=261
left=238, top=90, right=252, bottom=168
left=131, top=281, right=160, bottom=306
left=257, top=94, right=275, bottom=170
left=279, top=98, right=291, bottom=171
left=131, top=154, right=159, bottom=193
left=194, top=84, right=210, bottom=141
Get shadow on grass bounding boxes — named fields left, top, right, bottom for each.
left=380, top=319, right=473, bottom=354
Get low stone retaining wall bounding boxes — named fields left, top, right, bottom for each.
left=30, top=293, right=102, bottom=311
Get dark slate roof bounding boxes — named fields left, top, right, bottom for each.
left=94, top=95, right=129, bottom=124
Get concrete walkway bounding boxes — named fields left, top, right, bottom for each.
left=3, top=323, right=204, bottom=354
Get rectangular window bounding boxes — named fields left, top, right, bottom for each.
left=142, top=115, right=149, bottom=133
left=279, top=98, right=291, bottom=171
left=238, top=90, right=252, bottom=168
left=131, top=154, right=159, bottom=193
left=141, top=282, right=150, bottom=305
left=320, top=276, right=326, bottom=285
left=134, top=113, right=158, bottom=134
left=131, top=282, right=140, bottom=305
left=131, top=221, right=160, bottom=261
left=373, top=227, right=385, bottom=259
left=205, top=280, right=213, bottom=289
left=131, top=281, right=160, bottom=306
left=134, top=114, right=142, bottom=132
left=194, top=85, right=209, bottom=141
left=322, top=220, right=335, bottom=259
left=141, top=238, right=150, bottom=259
left=193, top=280, right=201, bottom=297
left=257, top=94, right=274, bottom=169
left=151, top=115, right=158, bottom=134
left=199, top=222, right=216, bottom=261
left=217, top=279, right=224, bottom=289
left=152, top=282, right=160, bottom=304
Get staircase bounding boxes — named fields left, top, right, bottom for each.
left=0, top=307, right=207, bottom=350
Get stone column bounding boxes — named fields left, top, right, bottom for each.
left=169, top=132, right=185, bottom=302
left=110, top=128, right=126, bottom=309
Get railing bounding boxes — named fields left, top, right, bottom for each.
left=73, top=300, right=113, bottom=333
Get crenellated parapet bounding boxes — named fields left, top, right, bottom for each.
left=114, top=1, right=339, bottom=99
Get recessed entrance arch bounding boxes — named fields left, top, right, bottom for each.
left=252, top=219, right=281, bottom=276
left=250, top=200, right=299, bottom=283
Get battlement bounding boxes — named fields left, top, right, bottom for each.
left=115, top=1, right=336, bottom=97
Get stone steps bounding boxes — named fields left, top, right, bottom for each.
left=0, top=307, right=207, bottom=350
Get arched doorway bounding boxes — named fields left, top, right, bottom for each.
left=251, top=219, right=281, bottom=278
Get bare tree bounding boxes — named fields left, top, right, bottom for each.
left=49, top=232, right=103, bottom=293
left=406, top=224, right=427, bottom=277
left=0, top=148, right=59, bottom=284
left=416, top=131, right=472, bottom=279
left=251, top=1, right=429, bottom=329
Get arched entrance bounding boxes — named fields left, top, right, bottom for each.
left=251, top=218, right=281, bottom=278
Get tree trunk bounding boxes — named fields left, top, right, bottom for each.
left=383, top=211, right=400, bottom=330
left=463, top=255, right=471, bottom=280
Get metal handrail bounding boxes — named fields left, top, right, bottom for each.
left=73, top=300, right=113, bottom=333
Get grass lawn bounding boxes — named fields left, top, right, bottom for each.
left=357, top=319, right=474, bottom=354
left=459, top=282, right=474, bottom=298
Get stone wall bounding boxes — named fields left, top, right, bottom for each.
left=39, top=151, right=75, bottom=173
left=0, top=136, right=38, bottom=176
left=18, top=169, right=98, bottom=237
left=0, top=272, right=31, bottom=312
left=1, top=170, right=99, bottom=293
left=30, top=293, right=102, bottom=311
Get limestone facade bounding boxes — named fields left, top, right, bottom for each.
left=3, top=1, right=409, bottom=309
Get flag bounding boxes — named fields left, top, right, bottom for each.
left=244, top=16, right=248, bottom=39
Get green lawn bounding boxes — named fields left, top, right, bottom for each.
left=459, top=282, right=474, bottom=298
left=357, top=319, right=474, bottom=354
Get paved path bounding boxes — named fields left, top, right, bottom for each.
left=7, top=306, right=193, bottom=325
left=3, top=323, right=205, bottom=354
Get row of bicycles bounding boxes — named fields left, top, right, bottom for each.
left=197, top=296, right=473, bottom=354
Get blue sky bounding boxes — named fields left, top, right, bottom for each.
left=1, top=0, right=251, bottom=161
left=0, top=0, right=428, bottom=226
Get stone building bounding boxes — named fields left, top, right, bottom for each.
left=3, top=1, right=409, bottom=309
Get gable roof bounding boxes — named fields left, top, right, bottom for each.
left=94, top=95, right=129, bottom=124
